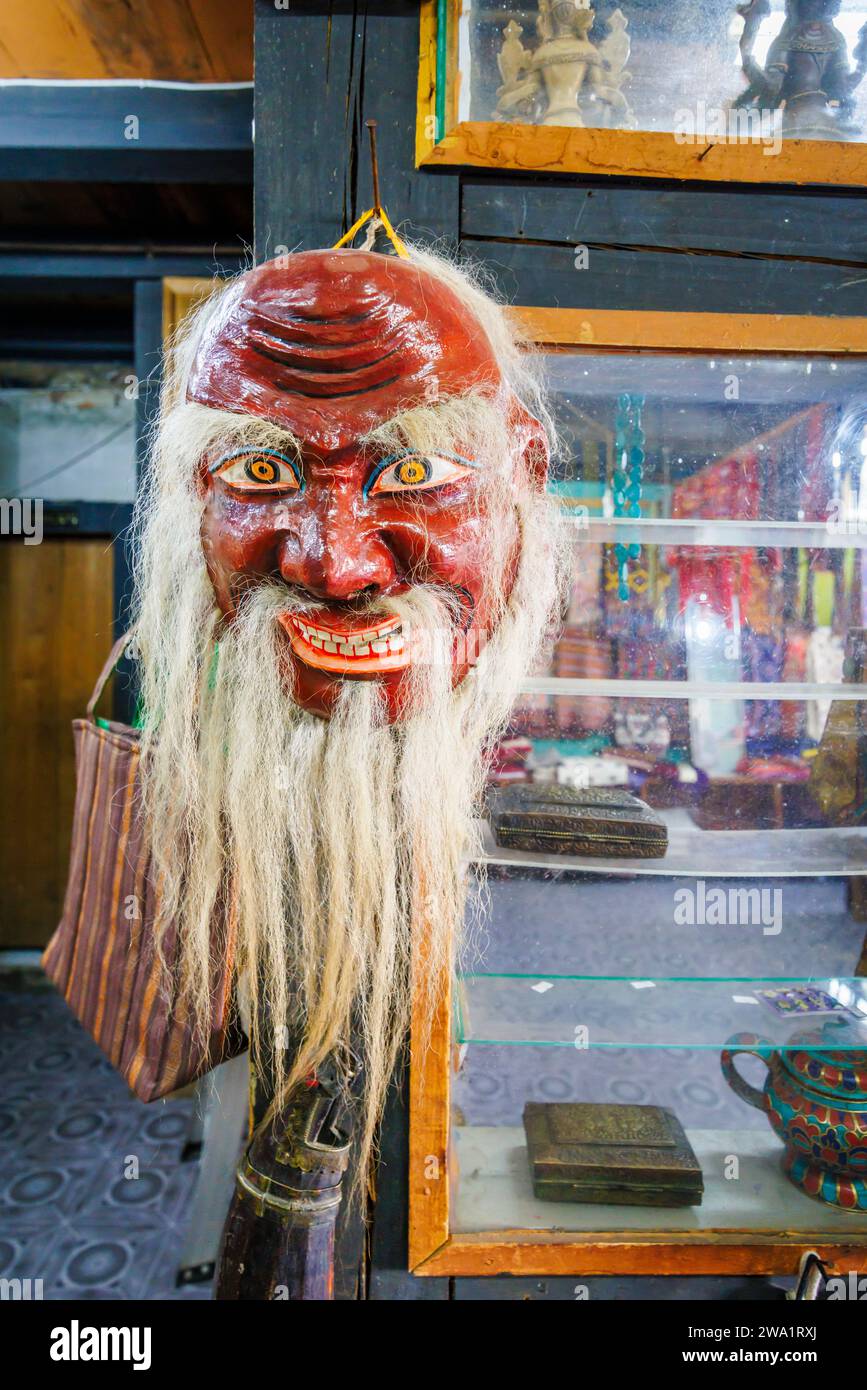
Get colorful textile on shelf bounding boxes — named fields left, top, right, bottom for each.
left=798, top=405, right=832, bottom=523
left=780, top=624, right=809, bottom=744
left=668, top=451, right=761, bottom=628
left=743, top=629, right=785, bottom=740
left=672, top=449, right=760, bottom=522
left=552, top=629, right=613, bottom=733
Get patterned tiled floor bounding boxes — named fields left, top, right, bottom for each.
left=0, top=983, right=211, bottom=1300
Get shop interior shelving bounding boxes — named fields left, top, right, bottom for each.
left=456, top=974, right=867, bottom=1049
left=477, top=813, right=867, bottom=879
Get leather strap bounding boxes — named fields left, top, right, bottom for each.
left=86, top=631, right=133, bottom=720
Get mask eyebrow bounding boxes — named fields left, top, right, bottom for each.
left=360, top=387, right=504, bottom=462
left=362, top=449, right=478, bottom=500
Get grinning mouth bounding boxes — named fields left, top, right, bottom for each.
left=277, top=610, right=413, bottom=675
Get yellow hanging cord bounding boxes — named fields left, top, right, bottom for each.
left=332, top=121, right=409, bottom=259
left=375, top=207, right=409, bottom=258
left=332, top=206, right=409, bottom=259
left=333, top=207, right=375, bottom=250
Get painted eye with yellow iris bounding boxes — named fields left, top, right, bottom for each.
left=212, top=449, right=303, bottom=494
left=364, top=452, right=477, bottom=499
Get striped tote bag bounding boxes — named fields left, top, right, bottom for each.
left=42, top=634, right=246, bottom=1101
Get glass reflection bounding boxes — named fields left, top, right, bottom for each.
left=459, top=0, right=867, bottom=143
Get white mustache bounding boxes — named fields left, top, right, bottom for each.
left=234, top=579, right=469, bottom=631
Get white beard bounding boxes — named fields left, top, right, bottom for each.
left=134, top=481, right=567, bottom=1185
left=135, top=481, right=566, bottom=1185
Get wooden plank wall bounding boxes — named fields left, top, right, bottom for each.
left=460, top=178, right=867, bottom=315
left=254, top=0, right=460, bottom=254
left=0, top=537, right=113, bottom=947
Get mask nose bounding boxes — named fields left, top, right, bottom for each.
left=276, top=497, right=397, bottom=602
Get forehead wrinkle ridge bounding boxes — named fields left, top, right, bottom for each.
left=186, top=249, right=505, bottom=452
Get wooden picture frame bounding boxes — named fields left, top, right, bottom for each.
left=407, top=304, right=867, bottom=1278
left=417, top=0, right=867, bottom=191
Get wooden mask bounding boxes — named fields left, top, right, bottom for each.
left=190, top=249, right=546, bottom=720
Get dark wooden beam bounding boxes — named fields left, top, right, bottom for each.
left=461, top=177, right=867, bottom=263
left=460, top=236, right=867, bottom=317
left=133, top=278, right=163, bottom=486
left=0, top=84, right=253, bottom=183
left=0, top=253, right=243, bottom=279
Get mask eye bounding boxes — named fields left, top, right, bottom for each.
left=213, top=450, right=303, bottom=494
left=366, top=452, right=476, bottom=498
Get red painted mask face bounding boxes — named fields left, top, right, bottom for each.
left=189, top=249, right=545, bottom=721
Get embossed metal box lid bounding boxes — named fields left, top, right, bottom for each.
left=489, top=784, right=668, bottom=859
left=523, top=1102, right=703, bottom=1207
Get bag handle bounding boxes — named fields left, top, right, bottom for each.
left=87, top=631, right=134, bottom=721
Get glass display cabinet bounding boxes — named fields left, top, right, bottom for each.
left=408, top=307, right=867, bottom=1277
left=418, top=0, right=867, bottom=186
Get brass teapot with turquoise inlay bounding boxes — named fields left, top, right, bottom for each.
left=721, top=1022, right=867, bottom=1211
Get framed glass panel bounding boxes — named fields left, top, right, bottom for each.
left=419, top=1, right=867, bottom=186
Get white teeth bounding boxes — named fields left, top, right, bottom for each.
left=344, top=628, right=399, bottom=649
left=290, top=612, right=407, bottom=658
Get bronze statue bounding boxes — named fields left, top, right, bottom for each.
left=736, top=0, right=867, bottom=138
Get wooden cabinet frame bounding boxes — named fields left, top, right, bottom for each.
left=408, top=304, right=867, bottom=1278
left=162, top=276, right=217, bottom=343
left=417, top=1, right=867, bottom=190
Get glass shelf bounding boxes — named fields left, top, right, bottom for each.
left=406, top=297, right=867, bottom=1271
left=541, top=350, right=867, bottom=524
left=475, top=813, right=867, bottom=877
left=498, top=346, right=867, bottom=837
left=456, top=973, right=867, bottom=1050
left=451, top=1126, right=867, bottom=1237
left=561, top=516, right=867, bottom=550
left=519, top=677, right=867, bottom=700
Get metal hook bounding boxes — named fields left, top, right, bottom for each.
left=366, top=118, right=381, bottom=213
